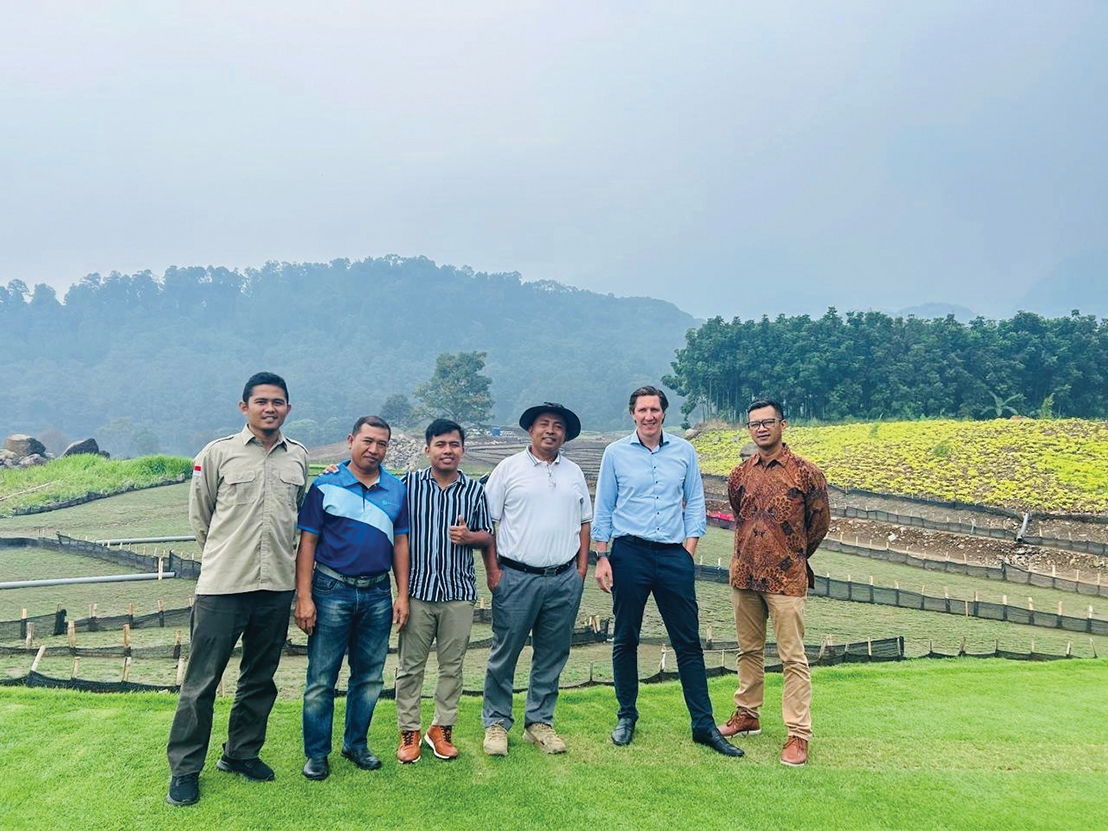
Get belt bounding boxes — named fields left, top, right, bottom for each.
left=618, top=535, right=682, bottom=550
left=315, top=562, right=390, bottom=588
left=498, top=556, right=577, bottom=577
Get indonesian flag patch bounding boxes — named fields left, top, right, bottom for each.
left=194, top=464, right=202, bottom=472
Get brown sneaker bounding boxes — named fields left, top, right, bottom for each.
left=483, top=724, right=508, bottom=756
left=424, top=724, right=459, bottom=760
left=397, top=729, right=422, bottom=764
left=523, top=723, right=566, bottom=754
left=780, top=736, right=809, bottom=767
left=718, top=708, right=761, bottom=738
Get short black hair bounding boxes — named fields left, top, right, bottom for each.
left=628, top=385, right=669, bottom=412
left=425, top=418, right=465, bottom=445
left=243, top=371, right=289, bottom=403
left=351, top=415, right=391, bottom=438
left=747, top=398, right=785, bottom=420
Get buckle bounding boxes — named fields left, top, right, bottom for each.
left=541, top=565, right=559, bottom=577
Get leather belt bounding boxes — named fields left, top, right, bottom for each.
left=498, top=556, right=577, bottom=576
left=619, top=535, right=681, bottom=550
left=315, top=562, right=390, bottom=588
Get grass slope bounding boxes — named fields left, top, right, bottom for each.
left=693, top=418, right=1108, bottom=513
left=0, top=455, right=193, bottom=518
left=1, top=660, right=1104, bottom=831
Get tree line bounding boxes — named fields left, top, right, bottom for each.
left=0, top=257, right=693, bottom=454
left=663, top=308, right=1108, bottom=424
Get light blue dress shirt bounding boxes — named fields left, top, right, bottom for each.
left=591, top=431, right=707, bottom=545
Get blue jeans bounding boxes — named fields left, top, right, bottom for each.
left=302, top=570, right=392, bottom=760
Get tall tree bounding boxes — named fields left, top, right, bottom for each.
left=380, top=393, right=415, bottom=428
left=414, top=352, right=494, bottom=429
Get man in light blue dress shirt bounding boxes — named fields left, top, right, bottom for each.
left=593, top=385, right=742, bottom=757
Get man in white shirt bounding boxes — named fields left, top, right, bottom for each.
left=481, top=402, right=591, bottom=756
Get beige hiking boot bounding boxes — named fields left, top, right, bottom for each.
left=523, top=723, right=566, bottom=754
left=483, top=723, right=508, bottom=756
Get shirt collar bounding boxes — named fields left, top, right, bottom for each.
left=336, top=459, right=386, bottom=489
left=416, top=467, right=469, bottom=488
left=238, top=425, right=286, bottom=448
left=628, top=430, right=670, bottom=449
left=753, top=442, right=791, bottom=467
left=526, top=449, right=561, bottom=466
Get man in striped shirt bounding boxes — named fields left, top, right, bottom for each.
left=395, top=418, right=495, bottom=763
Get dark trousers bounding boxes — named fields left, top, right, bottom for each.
left=167, top=590, right=293, bottom=775
left=610, top=537, right=714, bottom=731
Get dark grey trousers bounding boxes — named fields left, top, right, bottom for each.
left=166, top=590, right=293, bottom=775
left=481, top=565, right=583, bottom=730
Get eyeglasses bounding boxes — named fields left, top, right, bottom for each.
left=747, top=418, right=780, bottom=429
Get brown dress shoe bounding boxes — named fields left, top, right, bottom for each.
left=780, top=736, right=809, bottom=767
left=718, top=709, right=761, bottom=738
left=424, top=725, right=459, bottom=760
left=397, top=730, right=422, bottom=764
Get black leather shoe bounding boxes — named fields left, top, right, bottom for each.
left=216, top=755, right=276, bottom=781
left=165, top=773, right=199, bottom=806
left=692, top=727, right=745, bottom=757
left=611, top=717, right=636, bottom=746
left=341, top=746, right=383, bottom=770
left=302, top=757, right=330, bottom=781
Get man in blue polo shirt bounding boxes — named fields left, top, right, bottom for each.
left=293, top=415, right=410, bottom=781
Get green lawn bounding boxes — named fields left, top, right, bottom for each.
left=0, top=660, right=1104, bottom=831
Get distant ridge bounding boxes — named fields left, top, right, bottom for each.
left=0, top=256, right=696, bottom=454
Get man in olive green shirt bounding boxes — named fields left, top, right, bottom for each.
left=166, top=372, right=309, bottom=807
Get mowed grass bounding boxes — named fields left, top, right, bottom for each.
left=693, top=418, right=1108, bottom=513
left=0, top=660, right=1105, bottom=831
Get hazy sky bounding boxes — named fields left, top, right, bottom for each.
left=2, top=1, right=1105, bottom=319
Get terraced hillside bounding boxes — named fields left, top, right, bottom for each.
left=694, top=418, right=1108, bottom=514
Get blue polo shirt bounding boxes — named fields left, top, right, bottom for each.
left=297, top=461, right=409, bottom=577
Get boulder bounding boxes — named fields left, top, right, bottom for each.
left=18, top=453, right=48, bottom=467
left=739, top=441, right=758, bottom=461
left=4, top=434, right=46, bottom=458
left=63, top=438, right=101, bottom=457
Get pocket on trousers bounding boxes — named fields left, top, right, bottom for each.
left=312, top=573, right=340, bottom=594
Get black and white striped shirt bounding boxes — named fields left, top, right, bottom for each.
left=404, top=468, right=493, bottom=602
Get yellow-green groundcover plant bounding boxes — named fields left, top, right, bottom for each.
left=695, top=418, right=1108, bottom=513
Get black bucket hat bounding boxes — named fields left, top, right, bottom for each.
left=518, top=402, right=581, bottom=442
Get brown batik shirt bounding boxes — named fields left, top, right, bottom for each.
left=727, top=443, right=830, bottom=597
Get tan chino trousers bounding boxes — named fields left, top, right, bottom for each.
left=731, top=588, right=812, bottom=741
left=395, top=599, right=474, bottom=731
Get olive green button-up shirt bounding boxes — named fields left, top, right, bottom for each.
left=189, top=426, right=309, bottom=595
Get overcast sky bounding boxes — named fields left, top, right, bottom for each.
left=2, top=1, right=1105, bottom=319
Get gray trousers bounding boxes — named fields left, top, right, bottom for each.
left=395, top=599, right=474, bottom=731
left=481, top=565, right=584, bottom=730
left=166, top=590, right=293, bottom=775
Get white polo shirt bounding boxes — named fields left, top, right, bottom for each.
left=484, top=449, right=592, bottom=568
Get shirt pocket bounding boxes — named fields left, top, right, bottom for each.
left=279, top=467, right=306, bottom=502
left=222, top=469, right=260, bottom=505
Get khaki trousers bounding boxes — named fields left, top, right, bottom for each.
left=731, top=588, right=812, bottom=741
left=395, top=599, right=474, bottom=731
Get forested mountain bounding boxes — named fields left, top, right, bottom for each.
left=665, top=309, right=1108, bottom=423
left=0, top=257, right=696, bottom=455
